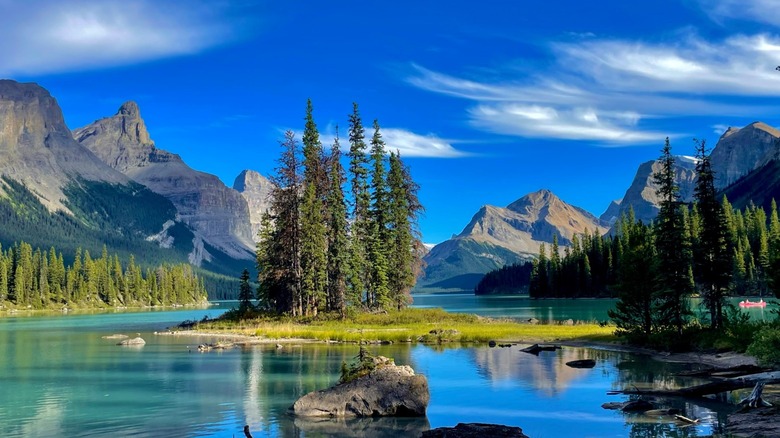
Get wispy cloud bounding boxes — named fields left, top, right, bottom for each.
left=407, top=3, right=780, bottom=145
left=0, top=0, right=251, bottom=76
left=702, top=0, right=780, bottom=26
left=291, top=127, right=468, bottom=158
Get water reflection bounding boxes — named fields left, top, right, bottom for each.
left=0, top=308, right=746, bottom=437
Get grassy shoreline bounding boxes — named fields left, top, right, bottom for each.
left=190, top=307, right=617, bottom=344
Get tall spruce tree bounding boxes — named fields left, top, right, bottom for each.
left=347, top=103, right=370, bottom=307
left=652, top=138, right=693, bottom=335
left=386, top=151, right=416, bottom=310
left=367, top=120, right=390, bottom=309
left=262, top=131, right=303, bottom=315
left=300, top=101, right=328, bottom=315
left=692, top=139, right=731, bottom=329
left=326, top=130, right=351, bottom=316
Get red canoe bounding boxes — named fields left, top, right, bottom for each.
left=739, top=299, right=766, bottom=308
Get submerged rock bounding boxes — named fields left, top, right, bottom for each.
left=421, top=423, right=529, bottom=437
left=290, top=356, right=429, bottom=417
left=117, top=337, right=145, bottom=346
left=565, top=359, right=596, bottom=368
left=102, top=334, right=129, bottom=340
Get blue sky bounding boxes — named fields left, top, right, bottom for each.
left=5, top=0, right=780, bottom=243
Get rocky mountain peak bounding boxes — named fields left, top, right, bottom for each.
left=75, top=106, right=255, bottom=261
left=234, top=169, right=274, bottom=242
left=710, top=120, right=780, bottom=188
left=0, top=80, right=128, bottom=212
left=118, top=101, right=140, bottom=118
left=73, top=101, right=170, bottom=172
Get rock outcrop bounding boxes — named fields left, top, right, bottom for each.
left=290, top=356, right=429, bottom=417
left=600, top=157, right=697, bottom=225
left=421, top=423, right=530, bottom=438
left=0, top=80, right=129, bottom=212
left=710, top=122, right=780, bottom=189
left=233, top=169, right=273, bottom=242
left=73, top=102, right=254, bottom=262
left=418, top=189, right=607, bottom=291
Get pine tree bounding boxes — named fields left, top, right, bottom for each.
left=652, top=138, right=693, bottom=335
left=300, top=101, right=328, bottom=315
left=325, top=131, right=350, bottom=316
left=608, top=214, right=657, bottom=341
left=692, top=139, right=731, bottom=329
left=367, top=119, right=390, bottom=309
left=238, top=268, right=255, bottom=313
left=386, top=151, right=417, bottom=310
left=347, top=103, right=370, bottom=307
left=262, top=131, right=304, bottom=315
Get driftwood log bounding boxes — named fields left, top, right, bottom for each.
left=608, top=371, right=780, bottom=398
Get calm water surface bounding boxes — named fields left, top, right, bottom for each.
left=0, top=296, right=759, bottom=437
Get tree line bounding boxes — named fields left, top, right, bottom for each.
left=0, top=241, right=208, bottom=309
left=255, top=101, right=424, bottom=317
left=479, top=138, right=780, bottom=342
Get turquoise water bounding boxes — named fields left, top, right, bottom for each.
left=0, top=297, right=754, bottom=437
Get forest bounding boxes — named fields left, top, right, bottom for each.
left=478, top=138, right=780, bottom=344
left=0, top=241, right=208, bottom=309
left=250, top=101, right=424, bottom=318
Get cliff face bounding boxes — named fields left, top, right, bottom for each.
left=233, top=169, right=273, bottom=242
left=600, top=157, right=698, bottom=225
left=74, top=102, right=254, bottom=261
left=0, top=80, right=129, bottom=211
left=710, top=122, right=780, bottom=189
left=419, top=189, right=607, bottom=291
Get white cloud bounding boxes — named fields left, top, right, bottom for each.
left=469, top=104, right=665, bottom=144
left=702, top=0, right=780, bottom=27
left=407, top=28, right=780, bottom=144
left=0, top=1, right=246, bottom=76
left=292, top=127, right=468, bottom=159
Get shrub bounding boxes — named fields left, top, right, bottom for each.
left=747, top=326, right=780, bottom=366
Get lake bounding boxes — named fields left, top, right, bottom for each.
left=0, top=295, right=760, bottom=437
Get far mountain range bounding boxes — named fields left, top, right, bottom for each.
left=1, top=79, right=779, bottom=296
left=417, top=121, right=780, bottom=291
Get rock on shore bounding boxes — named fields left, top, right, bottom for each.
left=290, top=356, right=429, bottom=417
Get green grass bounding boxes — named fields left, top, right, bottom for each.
left=194, top=307, right=616, bottom=344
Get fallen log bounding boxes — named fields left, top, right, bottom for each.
left=676, top=364, right=768, bottom=379
left=520, top=344, right=561, bottom=355
left=608, top=371, right=780, bottom=398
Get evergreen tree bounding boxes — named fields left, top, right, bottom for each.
left=325, top=131, right=350, bottom=316
left=300, top=101, right=328, bottom=315
left=262, top=131, right=304, bottom=315
left=238, top=268, right=255, bottom=313
left=367, top=120, right=390, bottom=309
left=652, top=138, right=693, bottom=335
left=692, top=139, right=731, bottom=329
left=347, top=103, right=370, bottom=307
left=608, top=214, right=657, bottom=341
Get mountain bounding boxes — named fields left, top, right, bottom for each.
left=710, top=122, right=780, bottom=189
left=0, top=81, right=186, bottom=265
left=0, top=80, right=129, bottom=212
left=600, top=157, right=698, bottom=225
left=418, top=189, right=608, bottom=291
left=233, top=169, right=273, bottom=242
left=602, top=122, right=780, bottom=226
left=73, top=102, right=255, bottom=263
